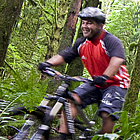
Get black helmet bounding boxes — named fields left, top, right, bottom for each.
left=78, top=7, right=106, bottom=24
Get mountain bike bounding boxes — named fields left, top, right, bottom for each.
left=7, top=63, right=120, bottom=140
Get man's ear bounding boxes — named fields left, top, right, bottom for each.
left=99, top=23, right=104, bottom=29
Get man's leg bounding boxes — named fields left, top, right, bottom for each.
left=58, top=110, right=69, bottom=134
left=99, top=111, right=115, bottom=134
left=98, top=86, right=127, bottom=134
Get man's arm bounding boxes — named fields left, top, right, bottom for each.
left=45, top=54, right=66, bottom=66
left=103, top=56, right=125, bottom=78
left=93, top=56, right=125, bottom=86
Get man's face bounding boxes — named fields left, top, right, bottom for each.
left=81, top=18, right=102, bottom=39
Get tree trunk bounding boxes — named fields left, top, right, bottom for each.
left=0, top=0, right=23, bottom=72
left=46, top=0, right=83, bottom=93
left=58, top=0, right=83, bottom=52
left=123, top=36, right=140, bottom=116
left=55, top=0, right=83, bottom=74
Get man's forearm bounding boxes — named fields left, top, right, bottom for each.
left=45, top=54, right=66, bottom=66
left=103, top=57, right=125, bottom=78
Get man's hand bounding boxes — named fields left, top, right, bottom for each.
left=38, top=62, right=52, bottom=72
left=93, top=74, right=109, bottom=86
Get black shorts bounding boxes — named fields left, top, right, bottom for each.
left=73, top=83, right=127, bottom=120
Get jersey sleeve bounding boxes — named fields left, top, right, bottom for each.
left=104, top=33, right=126, bottom=60
left=59, top=37, right=86, bottom=63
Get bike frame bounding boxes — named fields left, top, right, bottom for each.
left=12, top=66, right=97, bottom=140
left=29, top=67, right=97, bottom=140
left=36, top=91, right=96, bottom=140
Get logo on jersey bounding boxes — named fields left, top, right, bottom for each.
left=81, top=55, right=86, bottom=60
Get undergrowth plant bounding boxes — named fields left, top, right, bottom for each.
left=0, top=62, right=49, bottom=137
left=0, top=62, right=49, bottom=111
left=113, top=110, right=140, bottom=140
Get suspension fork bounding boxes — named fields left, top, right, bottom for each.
left=50, top=97, right=76, bottom=139
left=39, top=95, right=76, bottom=139
left=49, top=97, right=66, bottom=116
left=30, top=97, right=66, bottom=140
left=64, top=101, right=76, bottom=140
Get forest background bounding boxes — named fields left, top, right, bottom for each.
left=0, top=0, right=140, bottom=139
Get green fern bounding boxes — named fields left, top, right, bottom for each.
left=0, top=62, right=49, bottom=111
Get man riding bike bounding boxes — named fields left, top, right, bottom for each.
left=39, top=7, right=130, bottom=140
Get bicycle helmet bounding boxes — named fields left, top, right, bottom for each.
left=78, top=7, right=106, bottom=24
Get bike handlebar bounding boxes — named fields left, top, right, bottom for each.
left=40, top=63, right=93, bottom=84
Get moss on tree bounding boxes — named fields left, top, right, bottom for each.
left=123, top=36, right=140, bottom=117
left=0, top=0, right=23, bottom=70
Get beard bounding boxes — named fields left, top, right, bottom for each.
left=83, top=28, right=101, bottom=40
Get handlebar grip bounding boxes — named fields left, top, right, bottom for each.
left=41, top=67, right=56, bottom=77
left=43, top=70, right=55, bottom=77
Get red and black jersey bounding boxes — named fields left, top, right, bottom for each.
left=59, top=30, right=130, bottom=89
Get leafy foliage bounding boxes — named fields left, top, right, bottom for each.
left=1, top=0, right=73, bottom=111
left=0, top=62, right=49, bottom=110
left=6, top=0, right=72, bottom=71
left=113, top=111, right=140, bottom=140
left=0, top=0, right=74, bottom=137
left=103, top=0, right=140, bottom=73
